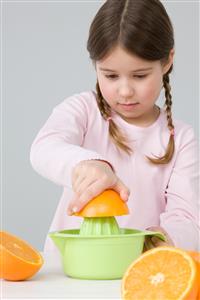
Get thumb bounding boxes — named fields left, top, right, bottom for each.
left=113, top=179, right=130, bottom=202
left=67, top=194, right=79, bottom=215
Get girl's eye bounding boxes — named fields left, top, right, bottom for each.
left=105, top=74, right=118, bottom=79
left=134, top=75, right=147, bottom=79
left=105, top=74, right=147, bottom=80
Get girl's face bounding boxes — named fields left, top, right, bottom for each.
left=96, top=45, right=174, bottom=126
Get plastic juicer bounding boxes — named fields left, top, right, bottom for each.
left=49, top=190, right=166, bottom=280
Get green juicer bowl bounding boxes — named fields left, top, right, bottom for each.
left=49, top=222, right=165, bottom=280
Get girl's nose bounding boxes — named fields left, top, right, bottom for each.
left=118, top=82, right=134, bottom=99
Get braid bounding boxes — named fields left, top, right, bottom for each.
left=96, top=75, right=175, bottom=164
left=146, top=73, right=175, bottom=164
left=164, top=73, right=174, bottom=131
left=96, top=82, right=132, bottom=154
left=96, top=82, right=111, bottom=119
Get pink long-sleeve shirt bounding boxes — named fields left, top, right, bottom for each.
left=30, top=91, right=200, bottom=252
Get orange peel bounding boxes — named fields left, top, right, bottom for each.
left=73, top=189, right=129, bottom=217
left=0, top=231, right=44, bottom=281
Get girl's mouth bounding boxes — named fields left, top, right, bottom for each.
left=118, top=103, right=140, bottom=111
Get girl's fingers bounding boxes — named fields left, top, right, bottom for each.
left=72, top=162, right=108, bottom=193
left=144, top=237, right=155, bottom=251
left=72, top=174, right=85, bottom=193
left=69, top=160, right=130, bottom=215
left=71, top=162, right=87, bottom=192
left=151, top=238, right=170, bottom=247
left=67, top=191, right=85, bottom=215
left=67, top=194, right=80, bottom=215
left=147, top=226, right=174, bottom=246
left=68, top=179, right=108, bottom=214
left=151, top=235, right=174, bottom=247
left=74, top=177, right=97, bottom=196
left=143, top=237, right=169, bottom=252
left=113, top=179, right=130, bottom=202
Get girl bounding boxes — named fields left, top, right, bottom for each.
left=30, top=0, right=199, bottom=252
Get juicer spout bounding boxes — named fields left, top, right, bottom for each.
left=49, top=232, right=65, bottom=256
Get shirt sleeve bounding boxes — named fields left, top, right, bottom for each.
left=160, top=126, right=200, bottom=250
left=30, top=94, right=109, bottom=187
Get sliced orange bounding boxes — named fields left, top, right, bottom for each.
left=122, top=246, right=198, bottom=300
left=188, top=251, right=200, bottom=300
left=73, top=189, right=129, bottom=217
left=0, top=231, right=44, bottom=281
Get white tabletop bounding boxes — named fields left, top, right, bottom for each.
left=2, top=252, right=122, bottom=300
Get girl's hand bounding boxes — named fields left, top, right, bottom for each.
left=67, top=160, right=130, bottom=215
left=143, top=226, right=174, bottom=252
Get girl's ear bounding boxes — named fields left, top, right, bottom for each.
left=162, top=48, right=175, bottom=75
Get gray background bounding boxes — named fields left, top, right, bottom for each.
left=2, top=1, right=199, bottom=250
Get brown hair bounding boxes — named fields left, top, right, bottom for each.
left=87, top=0, right=175, bottom=164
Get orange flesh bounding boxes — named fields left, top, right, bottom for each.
left=0, top=231, right=43, bottom=281
left=1, top=232, right=41, bottom=264
left=122, top=247, right=197, bottom=300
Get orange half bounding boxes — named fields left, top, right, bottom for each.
left=122, top=246, right=198, bottom=300
left=188, top=251, right=200, bottom=300
left=73, top=189, right=129, bottom=217
left=0, top=231, right=44, bottom=281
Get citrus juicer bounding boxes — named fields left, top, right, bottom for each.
left=49, top=190, right=166, bottom=280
